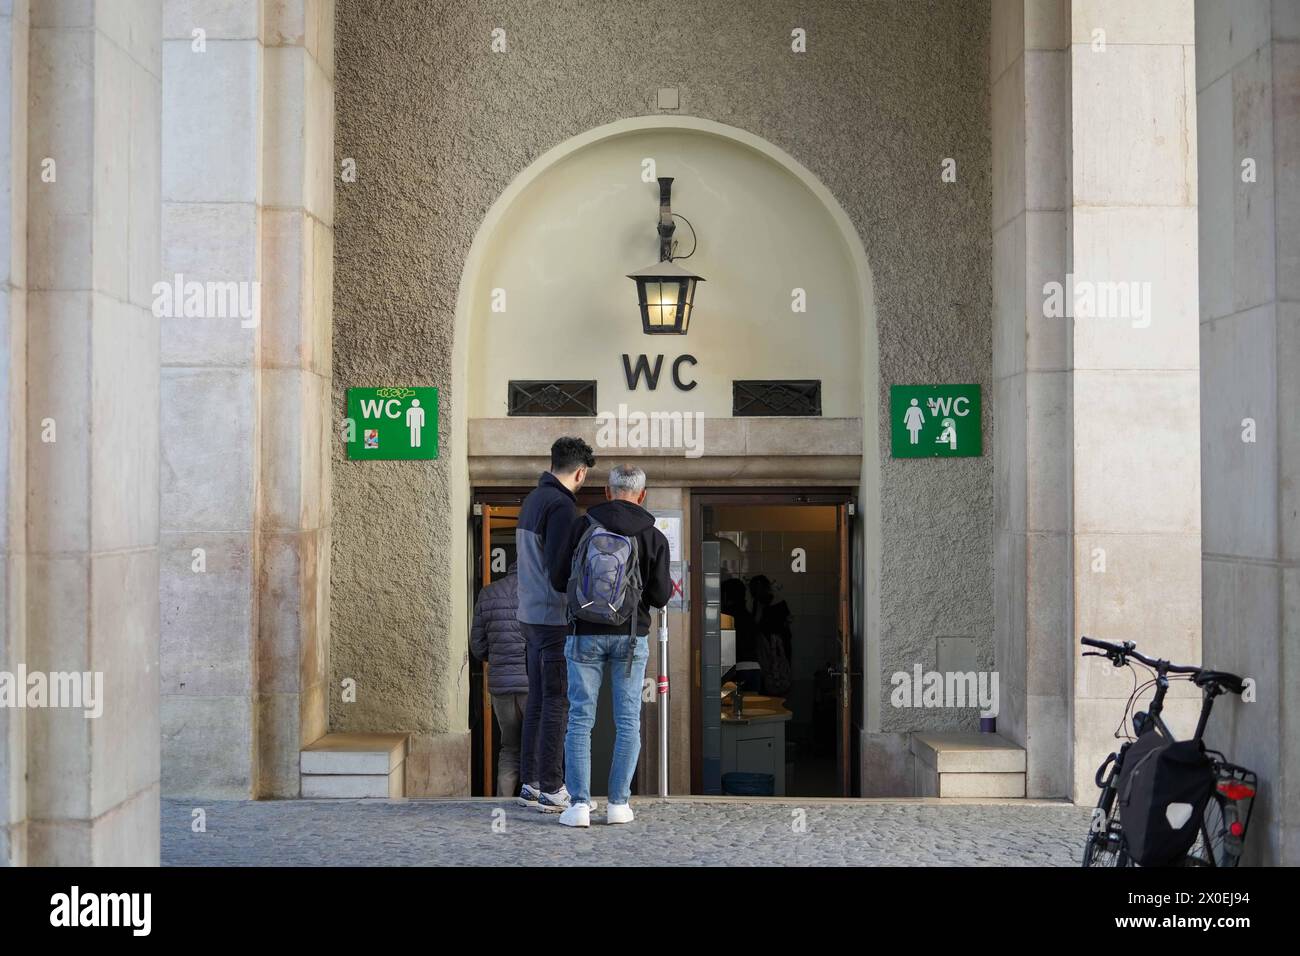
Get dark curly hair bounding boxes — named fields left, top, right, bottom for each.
left=550, top=436, right=595, bottom=474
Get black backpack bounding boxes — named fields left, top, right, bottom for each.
left=1117, top=731, right=1215, bottom=866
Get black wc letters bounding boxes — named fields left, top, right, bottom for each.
left=622, top=353, right=698, bottom=391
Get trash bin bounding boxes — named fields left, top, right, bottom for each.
left=722, top=771, right=775, bottom=796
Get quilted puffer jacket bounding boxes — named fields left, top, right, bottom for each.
left=469, top=565, right=528, bottom=695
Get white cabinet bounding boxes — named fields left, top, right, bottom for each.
left=720, top=716, right=788, bottom=795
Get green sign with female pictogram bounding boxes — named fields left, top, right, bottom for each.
left=346, top=387, right=438, bottom=460
left=890, top=384, right=981, bottom=458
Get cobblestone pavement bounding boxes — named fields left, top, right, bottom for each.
left=163, top=798, right=1092, bottom=866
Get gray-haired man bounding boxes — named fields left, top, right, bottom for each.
left=549, top=464, right=671, bottom=827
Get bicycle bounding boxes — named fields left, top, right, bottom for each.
left=1079, top=636, right=1257, bottom=868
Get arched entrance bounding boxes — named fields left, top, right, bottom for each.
left=449, top=116, right=881, bottom=795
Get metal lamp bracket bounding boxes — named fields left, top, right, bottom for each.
left=657, top=177, right=676, bottom=261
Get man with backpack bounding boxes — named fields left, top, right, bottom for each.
left=549, top=463, right=671, bottom=828
left=516, top=436, right=595, bottom=813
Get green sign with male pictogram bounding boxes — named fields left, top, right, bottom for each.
left=346, top=387, right=438, bottom=460
left=890, top=384, right=981, bottom=458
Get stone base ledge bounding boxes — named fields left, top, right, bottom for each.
left=300, top=733, right=411, bottom=799
left=405, top=731, right=471, bottom=797
left=917, top=767, right=1026, bottom=798
left=300, top=732, right=410, bottom=775
left=911, top=733, right=1027, bottom=799
left=302, top=768, right=405, bottom=799
left=911, top=733, right=1027, bottom=774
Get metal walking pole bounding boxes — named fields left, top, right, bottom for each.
left=657, top=605, right=670, bottom=797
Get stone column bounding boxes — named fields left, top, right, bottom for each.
left=991, top=0, right=1073, bottom=798
left=24, top=0, right=162, bottom=864
left=160, top=0, right=265, bottom=798
left=1067, top=0, right=1202, bottom=802
left=0, top=0, right=29, bottom=867
left=994, top=0, right=1202, bottom=802
left=160, top=0, right=332, bottom=799
left=1196, top=0, right=1300, bottom=865
left=257, top=0, right=334, bottom=796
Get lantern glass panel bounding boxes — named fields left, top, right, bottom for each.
left=651, top=280, right=676, bottom=328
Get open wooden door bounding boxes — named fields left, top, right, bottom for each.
left=476, top=504, right=519, bottom=797
left=833, top=501, right=854, bottom=795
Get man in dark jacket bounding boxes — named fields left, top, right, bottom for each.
left=549, top=463, right=671, bottom=828
left=515, top=436, right=594, bottom=812
left=469, top=561, right=527, bottom=799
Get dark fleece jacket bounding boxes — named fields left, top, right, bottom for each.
left=549, top=498, right=672, bottom=636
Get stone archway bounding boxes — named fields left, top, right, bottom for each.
left=448, top=116, right=883, bottom=787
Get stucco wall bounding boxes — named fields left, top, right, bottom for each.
left=332, top=0, right=993, bottom=766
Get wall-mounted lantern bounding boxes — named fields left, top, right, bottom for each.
left=627, top=177, right=703, bottom=335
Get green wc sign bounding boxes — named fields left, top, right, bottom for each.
left=890, top=384, right=981, bottom=458
left=346, top=387, right=439, bottom=460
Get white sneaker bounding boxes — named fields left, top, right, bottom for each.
left=516, top=783, right=541, bottom=808
left=537, top=786, right=571, bottom=813
left=558, top=802, right=590, bottom=828
left=606, top=802, right=634, bottom=825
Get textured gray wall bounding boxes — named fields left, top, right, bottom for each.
left=332, top=0, right=993, bottom=741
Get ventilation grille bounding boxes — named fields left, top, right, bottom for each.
left=732, top=380, right=822, bottom=417
left=507, top=380, right=598, bottom=417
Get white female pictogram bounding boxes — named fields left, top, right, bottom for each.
left=903, top=398, right=925, bottom=444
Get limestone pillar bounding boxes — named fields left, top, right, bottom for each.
left=257, top=0, right=334, bottom=795
left=23, top=0, right=163, bottom=864
left=991, top=0, right=1073, bottom=798
left=160, top=0, right=332, bottom=799
left=1067, top=0, right=1203, bottom=802
left=159, top=0, right=260, bottom=798
left=993, top=0, right=1202, bottom=801
left=0, top=0, right=29, bottom=866
left=1196, top=0, right=1300, bottom=865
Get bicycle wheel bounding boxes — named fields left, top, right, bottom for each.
left=1182, top=794, right=1231, bottom=867
left=1083, top=781, right=1129, bottom=867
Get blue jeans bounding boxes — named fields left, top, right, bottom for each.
left=564, top=632, right=650, bottom=806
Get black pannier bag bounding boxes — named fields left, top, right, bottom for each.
left=1117, top=732, right=1215, bottom=866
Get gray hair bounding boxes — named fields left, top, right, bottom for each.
left=607, top=463, right=647, bottom=496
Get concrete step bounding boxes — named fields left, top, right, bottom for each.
left=911, top=732, right=1026, bottom=798
left=300, top=732, right=409, bottom=798
left=302, top=767, right=406, bottom=799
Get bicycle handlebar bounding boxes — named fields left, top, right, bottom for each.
left=1079, top=636, right=1242, bottom=688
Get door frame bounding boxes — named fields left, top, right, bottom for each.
left=469, top=484, right=634, bottom=797
left=688, top=487, right=857, bottom=796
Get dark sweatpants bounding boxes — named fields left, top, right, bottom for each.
left=519, top=622, right=570, bottom=794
